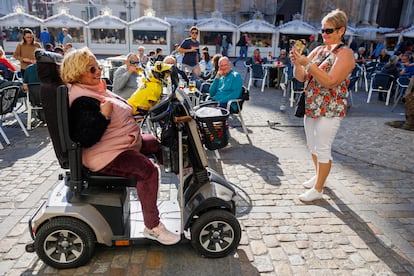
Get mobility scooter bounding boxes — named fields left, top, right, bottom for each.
left=25, top=50, right=241, bottom=269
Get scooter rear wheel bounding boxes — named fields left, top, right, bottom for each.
left=34, top=217, right=95, bottom=269
left=191, top=209, right=241, bottom=258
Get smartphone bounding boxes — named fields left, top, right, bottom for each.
left=294, top=40, right=306, bottom=53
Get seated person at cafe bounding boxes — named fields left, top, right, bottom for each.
left=163, top=55, right=189, bottom=90
left=128, top=61, right=172, bottom=116
left=137, top=46, right=148, bottom=65
left=155, top=48, right=164, bottom=62
left=380, top=55, right=400, bottom=101
left=112, top=53, right=140, bottom=99
left=198, top=53, right=222, bottom=94
left=355, top=47, right=367, bottom=65
left=248, top=48, right=264, bottom=65
left=0, top=46, right=16, bottom=80
left=199, top=51, right=213, bottom=75
left=208, top=57, right=242, bottom=112
left=377, top=48, right=390, bottom=64
left=247, top=48, right=265, bottom=87
left=382, top=55, right=400, bottom=79
left=146, top=50, right=156, bottom=66
left=270, top=49, right=292, bottom=88
left=399, top=53, right=414, bottom=77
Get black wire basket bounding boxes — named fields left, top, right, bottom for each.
left=195, top=107, right=230, bottom=150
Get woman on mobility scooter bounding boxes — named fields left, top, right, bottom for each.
left=60, top=47, right=180, bottom=245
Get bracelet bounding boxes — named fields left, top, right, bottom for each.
left=304, top=63, right=311, bottom=74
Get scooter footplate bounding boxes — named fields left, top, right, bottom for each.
left=130, top=196, right=181, bottom=239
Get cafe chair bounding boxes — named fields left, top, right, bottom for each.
left=226, top=86, right=251, bottom=143
left=347, top=75, right=361, bottom=108
left=366, top=72, right=395, bottom=106
left=243, top=61, right=251, bottom=85
left=102, top=77, right=113, bottom=91
left=350, top=64, right=364, bottom=92
left=290, top=78, right=304, bottom=107
left=247, top=64, right=268, bottom=92
left=109, top=67, right=118, bottom=83
left=363, top=62, right=378, bottom=92
left=0, top=63, right=15, bottom=81
left=0, top=85, right=30, bottom=147
left=391, top=76, right=411, bottom=111
left=26, top=83, right=43, bottom=130
left=279, top=67, right=290, bottom=97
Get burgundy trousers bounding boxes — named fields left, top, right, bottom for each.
left=98, top=134, right=161, bottom=229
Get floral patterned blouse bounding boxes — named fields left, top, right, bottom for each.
left=304, top=45, right=349, bottom=118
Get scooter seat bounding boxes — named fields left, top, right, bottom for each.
left=84, top=169, right=137, bottom=188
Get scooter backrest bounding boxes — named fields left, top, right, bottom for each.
left=35, top=50, right=68, bottom=168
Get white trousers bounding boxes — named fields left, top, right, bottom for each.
left=304, top=116, right=342, bottom=163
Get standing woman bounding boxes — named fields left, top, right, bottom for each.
left=289, top=9, right=355, bottom=202
left=13, top=28, right=41, bottom=77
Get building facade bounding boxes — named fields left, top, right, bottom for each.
left=1, top=0, right=413, bottom=29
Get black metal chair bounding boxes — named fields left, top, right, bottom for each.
left=102, top=77, right=113, bottom=91
left=391, top=76, right=411, bottom=111
left=363, top=62, right=379, bottom=91
left=227, top=86, right=250, bottom=143
left=0, top=85, right=30, bottom=148
left=347, top=75, right=360, bottom=107
left=290, top=78, right=304, bottom=107
left=247, top=64, right=268, bottom=92
left=26, top=83, right=43, bottom=129
left=350, top=64, right=364, bottom=92
left=366, top=72, right=395, bottom=105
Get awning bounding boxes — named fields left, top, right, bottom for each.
left=88, top=15, right=127, bottom=29
left=0, top=12, right=43, bottom=27
left=276, top=20, right=317, bottom=35
left=43, top=13, right=86, bottom=28
left=197, top=18, right=237, bottom=32
left=238, top=19, right=276, bottom=33
left=129, top=16, right=170, bottom=30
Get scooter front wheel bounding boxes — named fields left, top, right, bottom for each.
left=191, top=210, right=241, bottom=258
left=34, top=217, right=95, bottom=269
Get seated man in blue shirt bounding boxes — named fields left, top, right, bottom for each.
left=399, top=53, right=414, bottom=77
left=208, top=57, right=243, bottom=112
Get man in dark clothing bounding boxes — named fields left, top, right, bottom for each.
left=178, top=26, right=200, bottom=77
left=233, top=33, right=250, bottom=66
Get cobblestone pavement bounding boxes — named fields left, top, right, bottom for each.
left=0, top=74, right=414, bottom=275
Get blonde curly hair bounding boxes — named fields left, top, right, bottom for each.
left=60, top=47, right=95, bottom=84
left=322, top=9, right=348, bottom=31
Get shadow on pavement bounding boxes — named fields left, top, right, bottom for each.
left=217, top=138, right=284, bottom=187
left=321, top=187, right=414, bottom=274
left=0, top=126, right=50, bottom=166
left=24, top=241, right=260, bottom=276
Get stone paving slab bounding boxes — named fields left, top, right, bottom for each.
left=1, top=79, right=414, bottom=275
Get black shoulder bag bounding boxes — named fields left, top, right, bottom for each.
left=294, top=44, right=344, bottom=118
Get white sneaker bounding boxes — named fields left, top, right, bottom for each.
left=303, top=175, right=317, bottom=189
left=299, top=187, right=323, bottom=202
left=144, top=222, right=181, bottom=245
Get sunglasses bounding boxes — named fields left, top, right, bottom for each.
left=321, top=27, right=340, bottom=34
left=191, top=31, right=198, bottom=34
left=88, top=65, right=103, bottom=74
left=129, top=60, right=139, bottom=65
